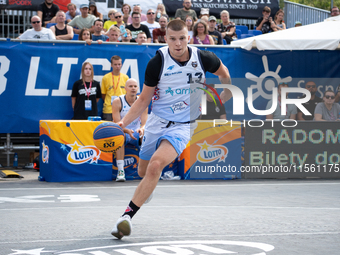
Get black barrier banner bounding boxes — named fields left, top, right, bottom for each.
left=244, top=121, right=340, bottom=178
left=163, top=0, right=280, bottom=19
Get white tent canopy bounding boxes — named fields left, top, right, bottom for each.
left=231, top=18, right=340, bottom=51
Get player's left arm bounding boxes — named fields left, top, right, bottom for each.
left=213, top=60, right=232, bottom=103
left=137, top=108, right=148, bottom=137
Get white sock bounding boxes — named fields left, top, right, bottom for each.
left=117, top=160, right=124, bottom=172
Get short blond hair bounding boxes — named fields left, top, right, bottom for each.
left=108, top=25, right=120, bottom=33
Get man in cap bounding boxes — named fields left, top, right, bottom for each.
left=207, top=16, right=222, bottom=45
left=68, top=3, right=96, bottom=34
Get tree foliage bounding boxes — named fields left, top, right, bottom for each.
left=284, top=0, right=340, bottom=11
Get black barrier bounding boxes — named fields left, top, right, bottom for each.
left=244, top=121, right=340, bottom=178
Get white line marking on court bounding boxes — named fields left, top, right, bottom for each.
left=1, top=205, right=340, bottom=211
left=0, top=232, right=339, bottom=245
left=1, top=181, right=340, bottom=191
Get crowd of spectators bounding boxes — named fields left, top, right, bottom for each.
left=17, top=1, right=340, bottom=122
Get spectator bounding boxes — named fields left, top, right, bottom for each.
left=79, top=28, right=92, bottom=45
left=185, top=15, right=195, bottom=42
left=331, top=6, right=340, bottom=17
left=65, top=3, right=80, bottom=23
left=37, top=0, right=59, bottom=26
left=125, top=12, right=152, bottom=43
left=136, top=31, right=147, bottom=45
left=200, top=15, right=209, bottom=23
left=207, top=16, right=222, bottom=45
left=71, top=62, right=101, bottom=120
left=89, top=1, right=103, bottom=20
left=294, top=21, right=302, bottom=27
left=255, top=6, right=276, bottom=34
left=92, top=19, right=108, bottom=42
left=190, top=20, right=214, bottom=45
left=199, top=8, right=209, bottom=19
left=103, top=9, right=117, bottom=32
left=201, top=84, right=226, bottom=120
left=175, top=0, right=197, bottom=21
left=121, top=28, right=132, bottom=43
left=314, top=90, right=340, bottom=121
left=121, top=3, right=131, bottom=25
left=114, top=11, right=125, bottom=28
left=153, top=16, right=167, bottom=43
left=273, top=9, right=286, bottom=31
left=217, top=10, right=236, bottom=44
left=50, top=11, right=74, bottom=40
left=141, top=9, right=160, bottom=42
left=155, top=3, right=168, bottom=22
left=112, top=78, right=148, bottom=182
left=297, top=81, right=322, bottom=121
left=128, top=4, right=147, bottom=24
left=334, top=85, right=340, bottom=102
left=18, top=16, right=56, bottom=40
left=101, top=55, right=129, bottom=121
left=106, top=25, right=120, bottom=42
left=266, top=82, right=297, bottom=120
left=68, top=3, right=96, bottom=34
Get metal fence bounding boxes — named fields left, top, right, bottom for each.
left=284, top=0, right=330, bottom=28
left=0, top=9, right=36, bottom=38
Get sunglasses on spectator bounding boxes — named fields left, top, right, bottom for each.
left=115, top=15, right=122, bottom=18
left=32, top=21, right=40, bottom=24
left=306, top=85, right=316, bottom=88
left=325, top=95, right=335, bottom=99
left=147, top=12, right=155, bottom=15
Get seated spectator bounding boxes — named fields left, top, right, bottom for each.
left=207, top=16, right=222, bottom=45
left=121, top=3, right=131, bottom=25
left=92, top=19, right=108, bottom=42
left=65, top=3, right=80, bottom=23
left=68, top=3, right=96, bottom=34
left=294, top=21, right=302, bottom=27
left=314, top=90, right=340, bottom=121
left=103, top=9, right=117, bottom=32
left=201, top=84, right=226, bottom=120
left=190, top=20, right=214, bottom=45
left=334, top=85, right=340, bottom=102
left=200, top=15, right=209, bottom=23
left=125, top=12, right=152, bottom=43
left=155, top=3, right=168, bottom=22
left=185, top=15, right=195, bottom=42
left=106, top=25, right=120, bottom=42
left=141, top=9, right=160, bottom=42
left=114, top=11, right=125, bottom=28
left=78, top=28, right=92, bottom=44
left=266, top=82, right=297, bottom=120
left=71, top=62, right=101, bottom=120
left=18, top=16, right=56, bottom=40
left=128, top=4, right=147, bottom=24
left=331, top=6, right=340, bottom=17
left=37, top=0, right=59, bottom=26
left=121, top=28, right=132, bottom=42
left=153, top=16, right=167, bottom=43
left=89, top=1, right=103, bottom=20
left=136, top=31, right=147, bottom=45
left=255, top=6, right=276, bottom=34
left=273, top=9, right=286, bottom=31
left=297, top=81, right=322, bottom=121
left=217, top=10, right=236, bottom=44
left=175, top=0, right=197, bottom=21
left=199, top=8, right=209, bottom=19
left=50, top=11, right=74, bottom=40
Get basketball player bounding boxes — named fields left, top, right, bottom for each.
left=111, top=78, right=148, bottom=182
left=111, top=19, right=232, bottom=239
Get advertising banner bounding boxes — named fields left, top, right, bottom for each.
left=1, top=41, right=340, bottom=133
left=244, top=121, right=340, bottom=178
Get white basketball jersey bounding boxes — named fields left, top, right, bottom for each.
left=119, top=95, right=141, bottom=130
left=152, top=46, right=205, bottom=122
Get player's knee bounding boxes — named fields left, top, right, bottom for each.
left=146, top=159, right=163, bottom=179
left=138, top=167, right=146, bottom=178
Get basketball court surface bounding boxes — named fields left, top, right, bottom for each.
left=1, top=170, right=339, bottom=255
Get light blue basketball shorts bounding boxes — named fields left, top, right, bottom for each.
left=139, top=112, right=197, bottom=161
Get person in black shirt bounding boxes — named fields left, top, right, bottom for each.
left=255, top=6, right=276, bottom=34
left=71, top=62, right=102, bottom=120
left=125, top=12, right=152, bottom=43
left=37, top=0, right=59, bottom=27
left=297, top=81, right=322, bottom=121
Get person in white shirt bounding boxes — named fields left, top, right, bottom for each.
left=141, top=9, right=160, bottom=42
left=18, top=16, right=55, bottom=40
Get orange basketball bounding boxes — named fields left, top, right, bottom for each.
left=93, top=122, right=124, bottom=153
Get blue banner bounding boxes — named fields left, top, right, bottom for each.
left=1, top=40, right=340, bottom=133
